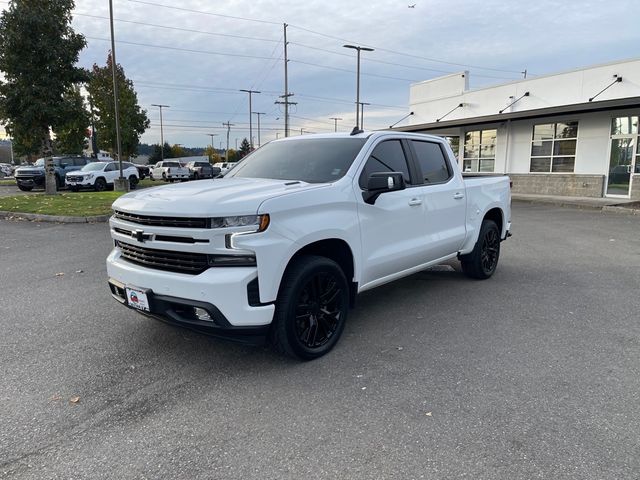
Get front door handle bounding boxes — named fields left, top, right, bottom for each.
left=453, top=192, right=465, bottom=200
left=408, top=198, right=422, bottom=206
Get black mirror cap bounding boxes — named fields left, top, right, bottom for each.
left=363, top=172, right=406, bottom=204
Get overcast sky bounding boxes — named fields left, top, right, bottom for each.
left=3, top=0, right=640, bottom=150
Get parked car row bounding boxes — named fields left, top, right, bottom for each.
left=0, top=163, right=15, bottom=178
left=13, top=156, right=233, bottom=191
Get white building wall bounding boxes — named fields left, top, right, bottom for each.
left=409, top=58, right=640, bottom=126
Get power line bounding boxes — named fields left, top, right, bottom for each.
left=287, top=24, right=525, bottom=75
left=121, top=0, right=527, bottom=76
left=126, top=0, right=281, bottom=25
left=85, top=36, right=278, bottom=61
left=74, top=12, right=281, bottom=44
left=290, top=59, right=419, bottom=82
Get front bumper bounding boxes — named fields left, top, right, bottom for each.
left=106, top=248, right=275, bottom=341
left=16, top=176, right=45, bottom=187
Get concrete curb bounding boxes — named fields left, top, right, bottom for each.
left=0, top=210, right=110, bottom=223
left=601, top=206, right=640, bottom=216
left=511, top=198, right=605, bottom=211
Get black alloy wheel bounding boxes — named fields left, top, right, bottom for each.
left=273, top=255, right=349, bottom=360
left=480, top=227, right=500, bottom=275
left=460, top=219, right=501, bottom=280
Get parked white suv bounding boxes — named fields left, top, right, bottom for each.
left=66, top=161, right=139, bottom=191
left=213, top=162, right=234, bottom=175
left=107, top=132, right=511, bottom=359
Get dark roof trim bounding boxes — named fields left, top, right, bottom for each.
left=394, top=97, right=640, bottom=132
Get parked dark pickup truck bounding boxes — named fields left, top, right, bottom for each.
left=186, top=160, right=221, bottom=179
left=14, top=156, right=94, bottom=191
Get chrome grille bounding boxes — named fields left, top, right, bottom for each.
left=116, top=241, right=208, bottom=274
left=113, top=210, right=209, bottom=228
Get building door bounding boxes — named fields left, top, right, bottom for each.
left=607, top=117, right=638, bottom=197
left=606, top=138, right=635, bottom=196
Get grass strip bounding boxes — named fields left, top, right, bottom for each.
left=0, top=191, right=124, bottom=216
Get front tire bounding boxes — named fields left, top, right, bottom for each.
left=17, top=184, right=33, bottom=192
left=129, top=175, right=138, bottom=189
left=460, top=219, right=501, bottom=279
left=272, top=255, right=349, bottom=360
left=94, top=177, right=107, bottom=192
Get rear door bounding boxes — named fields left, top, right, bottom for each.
left=104, top=162, right=119, bottom=183
left=407, top=139, right=467, bottom=259
left=355, top=139, right=431, bottom=287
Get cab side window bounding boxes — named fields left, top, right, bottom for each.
left=105, top=163, right=117, bottom=172
left=359, top=140, right=411, bottom=189
left=411, top=141, right=451, bottom=184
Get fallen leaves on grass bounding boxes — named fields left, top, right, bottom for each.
left=69, top=396, right=80, bottom=404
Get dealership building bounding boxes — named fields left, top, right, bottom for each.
left=397, top=58, right=640, bottom=199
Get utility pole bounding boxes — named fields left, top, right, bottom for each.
left=240, top=89, right=260, bottom=150
left=343, top=45, right=374, bottom=130
left=330, top=117, right=342, bottom=132
left=222, top=122, right=234, bottom=160
left=109, top=0, right=127, bottom=191
left=275, top=94, right=296, bottom=137
left=283, top=23, right=289, bottom=137
left=252, top=112, right=265, bottom=147
left=151, top=104, right=169, bottom=162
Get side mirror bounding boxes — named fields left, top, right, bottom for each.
left=362, top=172, right=406, bottom=204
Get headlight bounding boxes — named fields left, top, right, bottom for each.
left=211, top=214, right=269, bottom=232
left=85, top=173, right=94, bottom=179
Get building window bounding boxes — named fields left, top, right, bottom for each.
left=463, top=129, right=496, bottom=172
left=530, top=121, right=578, bottom=173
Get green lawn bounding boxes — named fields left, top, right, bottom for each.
left=0, top=191, right=124, bottom=216
left=0, top=179, right=14, bottom=185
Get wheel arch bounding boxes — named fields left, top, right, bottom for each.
left=283, top=239, right=357, bottom=308
left=483, top=207, right=503, bottom=235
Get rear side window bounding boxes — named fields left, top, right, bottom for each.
left=359, top=140, right=411, bottom=189
left=73, top=158, right=88, bottom=166
left=105, top=162, right=117, bottom=172
left=411, top=141, right=451, bottom=184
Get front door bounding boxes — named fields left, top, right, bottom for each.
left=607, top=116, right=639, bottom=197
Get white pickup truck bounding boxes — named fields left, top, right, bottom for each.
left=150, top=160, right=190, bottom=182
left=107, top=131, right=511, bottom=359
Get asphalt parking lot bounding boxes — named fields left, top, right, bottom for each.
left=1, top=203, right=639, bottom=479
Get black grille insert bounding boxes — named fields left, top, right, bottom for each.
left=114, top=210, right=210, bottom=229
left=116, top=241, right=209, bottom=275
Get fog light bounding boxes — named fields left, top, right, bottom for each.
left=194, top=307, right=212, bottom=322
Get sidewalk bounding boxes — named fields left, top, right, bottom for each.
left=512, top=193, right=639, bottom=214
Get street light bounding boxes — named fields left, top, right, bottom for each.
left=330, top=117, right=342, bottom=132
left=151, top=104, right=169, bottom=162
left=252, top=112, right=265, bottom=147
left=343, top=44, right=374, bottom=130
left=207, top=133, right=218, bottom=162
left=240, top=89, right=260, bottom=149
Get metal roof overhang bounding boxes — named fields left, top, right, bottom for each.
left=394, top=97, right=640, bottom=132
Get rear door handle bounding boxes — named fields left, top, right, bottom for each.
left=408, top=198, right=422, bottom=206
left=453, top=192, right=464, bottom=200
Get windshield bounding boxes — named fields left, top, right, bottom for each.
left=80, top=162, right=106, bottom=172
left=34, top=159, right=45, bottom=167
left=226, top=137, right=367, bottom=183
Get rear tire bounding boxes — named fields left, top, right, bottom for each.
left=460, top=219, right=501, bottom=279
left=271, top=255, right=349, bottom=360
left=129, top=175, right=138, bottom=189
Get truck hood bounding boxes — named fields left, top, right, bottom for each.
left=112, top=177, right=328, bottom=216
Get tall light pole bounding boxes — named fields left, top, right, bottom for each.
left=343, top=45, right=374, bottom=130
left=252, top=112, right=265, bottom=147
left=109, top=0, right=126, bottom=191
left=151, top=104, right=169, bottom=162
left=207, top=133, right=218, bottom=150
left=330, top=117, right=342, bottom=132
left=240, top=89, right=260, bottom=150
